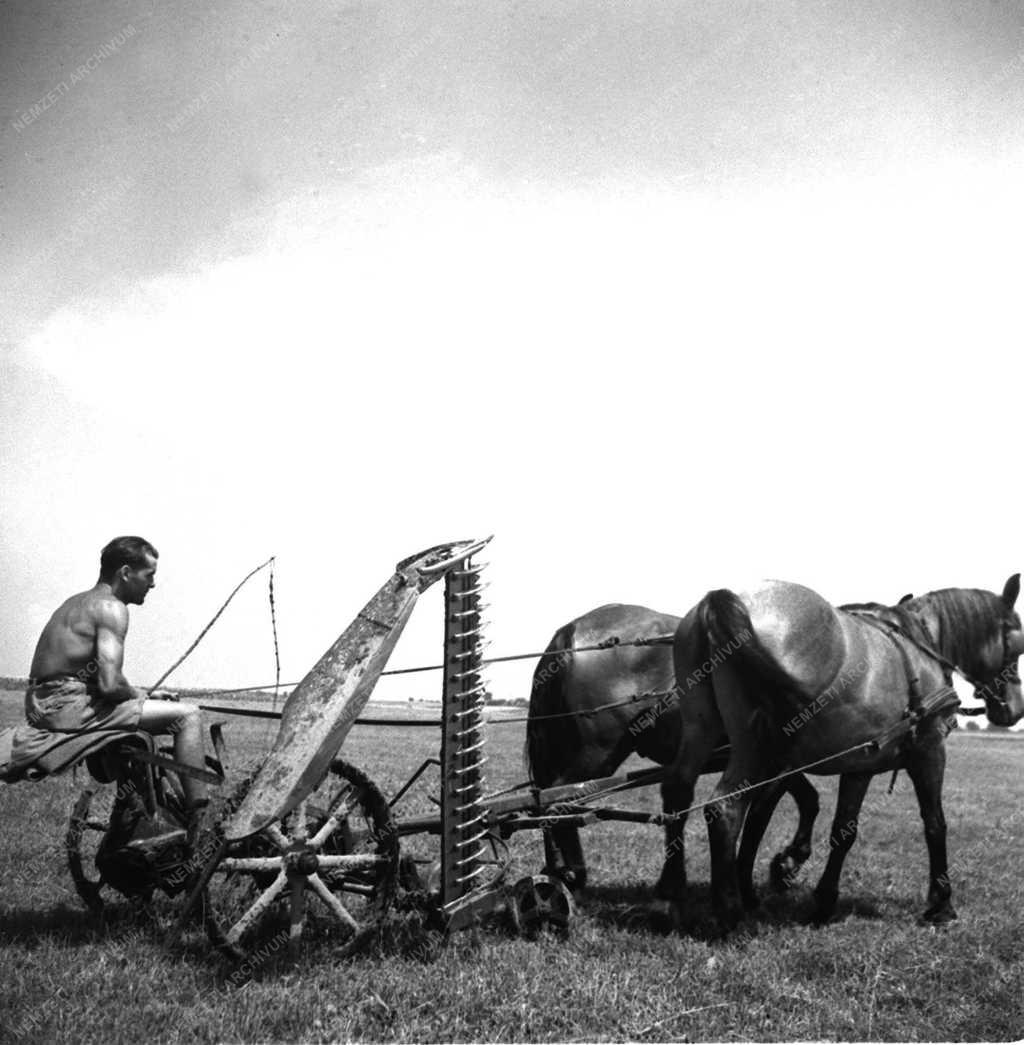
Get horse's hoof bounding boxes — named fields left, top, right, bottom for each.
left=620, top=906, right=652, bottom=933
left=919, top=904, right=958, bottom=926
left=710, top=916, right=754, bottom=943
left=807, top=900, right=836, bottom=927
left=653, top=866, right=687, bottom=903
left=653, top=883, right=687, bottom=904
left=731, top=921, right=758, bottom=943
left=808, top=886, right=838, bottom=927
left=770, top=854, right=800, bottom=892
left=647, top=898, right=679, bottom=934
left=712, top=902, right=745, bottom=936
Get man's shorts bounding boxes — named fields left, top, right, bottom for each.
left=1, top=678, right=146, bottom=782
left=25, top=677, right=145, bottom=732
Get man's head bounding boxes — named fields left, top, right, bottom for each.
left=99, top=536, right=159, bottom=605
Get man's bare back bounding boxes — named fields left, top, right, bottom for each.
left=32, top=589, right=128, bottom=691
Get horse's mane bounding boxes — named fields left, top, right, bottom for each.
left=911, top=588, right=1010, bottom=666
left=842, top=590, right=1009, bottom=665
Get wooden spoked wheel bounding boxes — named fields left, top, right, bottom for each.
left=204, top=760, right=398, bottom=962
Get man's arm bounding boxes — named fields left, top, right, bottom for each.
left=94, top=600, right=148, bottom=703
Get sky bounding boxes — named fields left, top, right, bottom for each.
left=2, top=0, right=1024, bottom=704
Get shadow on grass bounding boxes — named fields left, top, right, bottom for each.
left=750, top=882, right=887, bottom=928
left=0, top=897, right=216, bottom=952
left=0, top=902, right=127, bottom=945
left=577, top=881, right=721, bottom=940
left=576, top=880, right=887, bottom=941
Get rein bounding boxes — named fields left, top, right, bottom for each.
left=846, top=606, right=1013, bottom=720
left=921, top=613, right=1020, bottom=718
left=150, top=557, right=278, bottom=692
left=855, top=612, right=970, bottom=687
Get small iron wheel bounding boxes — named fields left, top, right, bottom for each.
left=509, top=874, right=575, bottom=937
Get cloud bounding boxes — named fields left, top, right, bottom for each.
left=6, top=148, right=1024, bottom=685
left=16, top=148, right=1024, bottom=441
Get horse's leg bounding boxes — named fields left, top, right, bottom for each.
left=769, top=772, right=821, bottom=891
left=705, top=764, right=764, bottom=932
left=700, top=657, right=776, bottom=932
left=541, top=731, right=634, bottom=893
left=738, top=773, right=822, bottom=905
left=905, top=743, right=956, bottom=924
left=659, top=606, right=726, bottom=923
left=653, top=724, right=718, bottom=904
left=544, top=823, right=587, bottom=891
left=654, top=771, right=688, bottom=902
left=811, top=771, right=872, bottom=925
left=736, top=780, right=787, bottom=910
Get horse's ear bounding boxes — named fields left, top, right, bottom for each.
left=898, top=593, right=914, bottom=605
left=1002, top=574, right=1021, bottom=609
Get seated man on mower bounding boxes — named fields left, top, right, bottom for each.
left=19, top=536, right=208, bottom=835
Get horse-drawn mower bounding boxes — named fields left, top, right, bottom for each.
left=6, top=535, right=1006, bottom=966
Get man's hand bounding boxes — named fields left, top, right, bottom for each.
left=150, top=689, right=179, bottom=702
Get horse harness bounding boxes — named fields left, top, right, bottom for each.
left=846, top=607, right=1016, bottom=787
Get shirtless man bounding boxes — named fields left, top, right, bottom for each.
left=25, top=535, right=207, bottom=810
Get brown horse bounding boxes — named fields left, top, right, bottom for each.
left=666, top=576, right=1024, bottom=930
left=525, top=604, right=821, bottom=897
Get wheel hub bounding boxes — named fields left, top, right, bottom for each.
left=286, top=849, right=320, bottom=876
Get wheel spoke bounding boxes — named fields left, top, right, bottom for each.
left=288, top=875, right=306, bottom=955
left=225, top=869, right=288, bottom=948
left=316, top=853, right=387, bottom=870
left=307, top=872, right=359, bottom=931
left=308, top=787, right=359, bottom=851
left=220, top=856, right=286, bottom=873
left=290, top=800, right=308, bottom=844
left=264, top=823, right=292, bottom=852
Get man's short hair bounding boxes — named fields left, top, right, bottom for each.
left=100, top=536, right=159, bottom=578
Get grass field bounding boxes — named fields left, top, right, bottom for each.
left=1, top=688, right=1022, bottom=1043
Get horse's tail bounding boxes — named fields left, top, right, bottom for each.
left=696, top=588, right=811, bottom=710
left=524, top=622, right=577, bottom=788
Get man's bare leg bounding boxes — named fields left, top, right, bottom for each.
left=138, top=700, right=208, bottom=808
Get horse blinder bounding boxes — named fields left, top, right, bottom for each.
left=974, top=618, right=1023, bottom=723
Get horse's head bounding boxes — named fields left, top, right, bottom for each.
left=970, top=574, right=1024, bottom=727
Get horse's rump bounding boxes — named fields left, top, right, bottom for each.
left=697, top=582, right=849, bottom=708
left=525, top=621, right=577, bottom=788
left=525, top=605, right=680, bottom=786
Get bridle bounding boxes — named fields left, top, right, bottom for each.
left=849, top=607, right=1020, bottom=719
left=966, top=617, right=1022, bottom=719
left=906, top=613, right=1019, bottom=719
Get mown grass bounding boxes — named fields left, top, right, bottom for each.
left=1, top=689, right=1022, bottom=1043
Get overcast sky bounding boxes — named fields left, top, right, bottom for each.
left=2, top=1, right=1023, bottom=699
